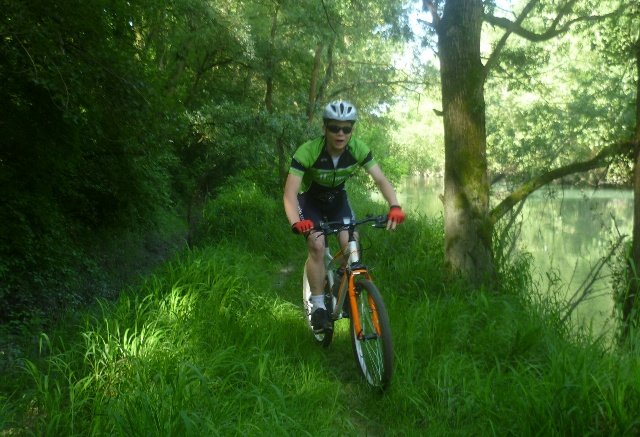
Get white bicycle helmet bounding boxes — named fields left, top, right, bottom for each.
left=323, top=100, right=357, bottom=122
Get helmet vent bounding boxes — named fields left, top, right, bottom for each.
left=323, top=100, right=357, bottom=122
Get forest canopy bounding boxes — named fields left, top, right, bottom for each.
left=1, top=0, right=638, bottom=322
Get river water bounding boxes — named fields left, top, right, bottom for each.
left=397, top=176, right=634, bottom=336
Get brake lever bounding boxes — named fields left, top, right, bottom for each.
left=372, top=215, right=388, bottom=228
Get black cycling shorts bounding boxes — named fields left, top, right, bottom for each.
left=297, top=190, right=355, bottom=226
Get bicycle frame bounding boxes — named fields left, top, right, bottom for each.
left=305, top=214, right=393, bottom=389
left=322, top=220, right=382, bottom=339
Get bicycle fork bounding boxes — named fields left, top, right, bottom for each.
left=325, top=228, right=383, bottom=340
left=344, top=235, right=382, bottom=340
left=347, top=270, right=383, bottom=341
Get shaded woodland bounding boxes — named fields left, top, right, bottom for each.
left=1, top=0, right=639, bottom=330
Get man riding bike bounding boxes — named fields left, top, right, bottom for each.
left=283, top=100, right=405, bottom=333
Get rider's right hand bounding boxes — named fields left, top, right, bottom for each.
left=291, top=219, right=314, bottom=234
left=386, top=205, right=405, bottom=230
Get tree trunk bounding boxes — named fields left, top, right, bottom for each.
left=437, top=0, right=494, bottom=284
left=307, top=43, right=323, bottom=122
left=305, top=40, right=334, bottom=126
left=264, top=9, right=278, bottom=113
left=264, top=7, right=287, bottom=184
left=624, top=34, right=640, bottom=334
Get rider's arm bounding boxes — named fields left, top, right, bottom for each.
left=283, top=173, right=303, bottom=226
left=366, top=164, right=400, bottom=207
left=366, top=164, right=404, bottom=230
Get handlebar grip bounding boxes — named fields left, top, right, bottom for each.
left=373, top=215, right=388, bottom=228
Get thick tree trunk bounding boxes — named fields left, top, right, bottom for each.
left=437, top=0, right=494, bottom=284
left=624, top=35, right=640, bottom=333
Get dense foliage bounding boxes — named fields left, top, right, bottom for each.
left=1, top=0, right=180, bottom=321
left=0, top=0, right=409, bottom=323
left=1, top=0, right=638, bottom=332
left=1, top=0, right=639, bottom=425
left=485, top=4, right=637, bottom=186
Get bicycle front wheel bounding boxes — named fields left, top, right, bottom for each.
left=349, top=278, right=393, bottom=390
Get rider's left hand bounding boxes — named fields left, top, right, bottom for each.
left=387, top=205, right=405, bottom=230
left=292, top=219, right=314, bottom=235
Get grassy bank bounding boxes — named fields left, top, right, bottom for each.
left=2, top=182, right=640, bottom=435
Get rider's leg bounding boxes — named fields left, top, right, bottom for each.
left=296, top=192, right=325, bottom=309
left=338, top=230, right=358, bottom=266
left=336, top=191, right=356, bottom=265
left=306, top=231, right=326, bottom=309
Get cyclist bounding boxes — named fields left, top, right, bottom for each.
left=283, top=100, right=405, bottom=333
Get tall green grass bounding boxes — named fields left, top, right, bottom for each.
left=2, top=181, right=640, bottom=435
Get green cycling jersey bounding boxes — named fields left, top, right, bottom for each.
left=288, top=136, right=377, bottom=195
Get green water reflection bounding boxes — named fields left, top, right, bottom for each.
left=397, top=176, right=633, bottom=336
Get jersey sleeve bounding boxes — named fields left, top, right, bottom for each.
left=352, top=139, right=377, bottom=170
left=288, top=138, right=321, bottom=177
left=288, top=157, right=306, bottom=177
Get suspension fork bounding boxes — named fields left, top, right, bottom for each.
left=345, top=222, right=360, bottom=265
left=347, top=269, right=383, bottom=339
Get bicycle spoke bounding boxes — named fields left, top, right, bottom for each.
left=350, top=279, right=393, bottom=390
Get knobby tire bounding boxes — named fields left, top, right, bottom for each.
left=350, top=278, right=393, bottom=390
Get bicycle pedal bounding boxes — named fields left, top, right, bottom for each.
left=313, top=325, right=333, bottom=334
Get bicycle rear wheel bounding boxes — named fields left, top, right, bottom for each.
left=303, top=265, right=334, bottom=347
left=349, top=278, right=393, bottom=390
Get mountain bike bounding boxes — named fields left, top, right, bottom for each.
left=302, top=215, right=394, bottom=390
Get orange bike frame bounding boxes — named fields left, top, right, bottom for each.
left=331, top=246, right=383, bottom=340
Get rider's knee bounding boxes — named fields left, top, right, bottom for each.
left=307, top=235, right=324, bottom=257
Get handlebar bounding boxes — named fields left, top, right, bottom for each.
left=314, top=215, right=388, bottom=236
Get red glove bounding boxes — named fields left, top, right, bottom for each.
left=291, top=219, right=314, bottom=234
left=387, top=205, right=405, bottom=224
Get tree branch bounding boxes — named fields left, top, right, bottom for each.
left=321, top=0, right=339, bottom=37
left=560, top=233, right=626, bottom=324
left=484, top=0, right=540, bottom=76
left=328, top=78, right=426, bottom=98
left=422, top=0, right=439, bottom=28
left=489, top=140, right=634, bottom=225
left=484, top=2, right=626, bottom=42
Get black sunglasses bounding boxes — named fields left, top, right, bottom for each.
left=326, top=125, right=353, bottom=134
